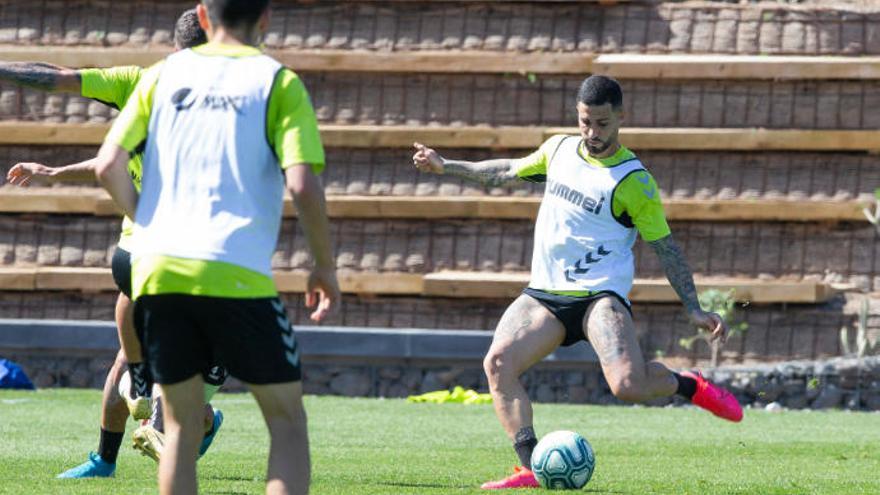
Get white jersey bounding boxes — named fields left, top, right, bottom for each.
left=529, top=136, right=646, bottom=301
left=131, top=49, right=284, bottom=277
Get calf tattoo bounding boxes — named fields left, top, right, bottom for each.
left=589, top=305, right=628, bottom=367
left=515, top=426, right=537, bottom=444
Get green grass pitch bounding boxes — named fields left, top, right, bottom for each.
left=1, top=389, right=879, bottom=494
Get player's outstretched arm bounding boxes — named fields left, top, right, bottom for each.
left=412, top=142, right=519, bottom=188
left=7, top=159, right=101, bottom=186
left=285, top=164, right=341, bottom=322
left=649, top=233, right=728, bottom=342
left=0, top=61, right=81, bottom=93
left=94, top=142, right=138, bottom=219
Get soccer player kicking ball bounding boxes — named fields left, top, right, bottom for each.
left=2, top=9, right=225, bottom=478
left=412, top=75, right=742, bottom=490
left=94, top=0, right=339, bottom=493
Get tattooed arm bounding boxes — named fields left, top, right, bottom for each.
left=0, top=62, right=81, bottom=93
left=412, top=142, right=520, bottom=188
left=649, top=233, right=728, bottom=342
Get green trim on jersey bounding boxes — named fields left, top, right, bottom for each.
left=544, top=289, right=599, bottom=297
left=81, top=66, right=145, bottom=249
left=611, top=170, right=671, bottom=242
left=132, top=255, right=277, bottom=299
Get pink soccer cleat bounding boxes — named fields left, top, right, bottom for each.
left=480, top=466, right=540, bottom=490
left=681, top=371, right=743, bottom=423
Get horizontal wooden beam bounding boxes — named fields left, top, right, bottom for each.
left=422, top=272, right=834, bottom=303
left=0, top=189, right=868, bottom=222
left=3, top=121, right=880, bottom=152
left=0, top=46, right=877, bottom=79
left=591, top=54, right=880, bottom=80
left=0, top=267, right=833, bottom=303
left=0, top=46, right=592, bottom=75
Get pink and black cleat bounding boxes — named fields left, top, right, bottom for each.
left=681, top=371, right=743, bottom=422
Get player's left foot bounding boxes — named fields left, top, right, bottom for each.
left=198, top=409, right=224, bottom=458
left=480, top=466, right=540, bottom=489
left=56, top=452, right=115, bottom=478
left=132, top=423, right=164, bottom=462
left=681, top=371, right=743, bottom=422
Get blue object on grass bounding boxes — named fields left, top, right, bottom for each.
left=0, top=358, right=36, bottom=390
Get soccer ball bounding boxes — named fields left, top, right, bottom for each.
left=530, top=430, right=595, bottom=490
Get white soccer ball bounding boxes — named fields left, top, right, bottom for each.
left=530, top=430, right=596, bottom=490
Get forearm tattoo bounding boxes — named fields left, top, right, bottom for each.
left=0, top=62, right=62, bottom=91
left=649, top=234, right=701, bottom=313
left=442, top=159, right=518, bottom=188
left=515, top=426, right=536, bottom=444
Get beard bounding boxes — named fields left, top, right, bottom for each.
left=585, top=139, right=612, bottom=155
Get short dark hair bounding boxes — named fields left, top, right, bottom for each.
left=202, top=0, right=270, bottom=30
left=174, top=9, right=207, bottom=49
left=576, top=75, right=623, bottom=110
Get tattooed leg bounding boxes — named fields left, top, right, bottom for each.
left=584, top=296, right=677, bottom=403
left=484, top=294, right=563, bottom=444
left=513, top=426, right=538, bottom=468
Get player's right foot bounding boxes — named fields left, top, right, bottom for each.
left=132, top=423, right=165, bottom=462
left=681, top=371, right=743, bottom=422
left=198, top=409, right=224, bottom=458
left=124, top=393, right=152, bottom=421
left=480, top=466, right=540, bottom=490
left=56, top=452, right=115, bottom=478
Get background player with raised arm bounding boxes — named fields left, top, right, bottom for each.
left=1, top=9, right=225, bottom=478
left=413, top=75, right=743, bottom=490
left=93, top=0, right=339, bottom=493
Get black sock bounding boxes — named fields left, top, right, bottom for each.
left=514, top=437, right=538, bottom=469
left=128, top=362, right=152, bottom=398
left=97, top=428, right=124, bottom=464
left=674, top=372, right=697, bottom=400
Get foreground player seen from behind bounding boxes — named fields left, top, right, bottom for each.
left=94, top=0, right=340, bottom=494
left=413, top=75, right=742, bottom=490
left=2, top=8, right=226, bottom=479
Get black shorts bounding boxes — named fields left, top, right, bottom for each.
left=134, top=294, right=301, bottom=385
left=523, top=288, right=632, bottom=347
left=111, top=247, right=132, bottom=298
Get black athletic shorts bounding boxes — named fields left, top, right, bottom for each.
left=111, top=247, right=133, bottom=298
left=523, top=288, right=632, bottom=347
left=134, top=294, right=302, bottom=385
